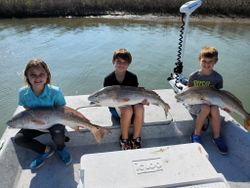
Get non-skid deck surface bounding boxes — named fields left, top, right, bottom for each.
left=15, top=135, right=249, bottom=188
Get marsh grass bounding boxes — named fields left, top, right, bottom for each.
left=0, top=0, right=249, bottom=18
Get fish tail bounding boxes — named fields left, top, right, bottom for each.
left=244, top=114, right=250, bottom=131
left=163, top=103, right=171, bottom=119
left=90, top=125, right=110, bottom=143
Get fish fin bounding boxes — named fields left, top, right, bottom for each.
left=74, top=126, right=80, bottom=131
left=31, top=119, right=46, bottom=125
left=162, top=103, right=171, bottom=118
left=117, top=98, right=130, bottom=102
left=200, top=95, right=206, bottom=101
left=141, top=99, right=150, bottom=106
left=244, top=119, right=250, bottom=131
left=64, top=106, right=78, bottom=113
left=134, top=86, right=160, bottom=97
left=200, top=96, right=211, bottom=105
left=121, top=85, right=142, bottom=90
left=244, top=115, right=250, bottom=131
left=163, top=107, right=169, bottom=118
left=90, top=125, right=110, bottom=143
left=144, top=88, right=161, bottom=97
left=137, top=86, right=145, bottom=89
left=64, top=106, right=89, bottom=121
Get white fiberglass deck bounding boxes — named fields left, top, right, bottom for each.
left=0, top=89, right=249, bottom=188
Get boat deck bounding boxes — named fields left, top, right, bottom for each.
left=0, top=89, right=250, bottom=188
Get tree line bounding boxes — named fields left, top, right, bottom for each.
left=0, top=0, right=249, bottom=18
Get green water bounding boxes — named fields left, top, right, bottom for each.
left=0, top=18, right=250, bottom=137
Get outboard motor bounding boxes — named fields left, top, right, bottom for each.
left=168, top=0, right=203, bottom=93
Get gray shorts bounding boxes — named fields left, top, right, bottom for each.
left=188, top=105, right=201, bottom=115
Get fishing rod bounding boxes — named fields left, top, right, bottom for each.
left=168, top=0, right=203, bottom=93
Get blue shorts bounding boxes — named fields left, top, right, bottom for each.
left=109, top=107, right=120, bottom=121
left=108, top=107, right=135, bottom=123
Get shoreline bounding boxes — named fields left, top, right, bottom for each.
left=96, top=14, right=250, bottom=24
left=3, top=14, right=249, bottom=24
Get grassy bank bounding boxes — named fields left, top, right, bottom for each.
left=0, top=0, right=249, bottom=18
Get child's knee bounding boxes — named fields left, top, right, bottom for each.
left=50, top=124, right=65, bottom=133
left=134, top=104, right=144, bottom=114
left=50, top=124, right=65, bottom=147
left=201, top=105, right=210, bottom=114
left=14, top=135, right=23, bottom=145
left=210, top=106, right=220, bottom=115
left=120, top=106, right=133, bottom=116
left=14, top=133, right=29, bottom=146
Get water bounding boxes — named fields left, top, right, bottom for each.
left=0, top=18, right=250, bottom=137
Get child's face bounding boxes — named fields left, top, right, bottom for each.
left=27, top=66, right=48, bottom=90
left=199, top=57, right=217, bottom=73
left=113, top=57, right=129, bottom=73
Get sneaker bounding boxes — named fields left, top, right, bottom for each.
left=131, top=137, right=142, bottom=149
left=119, top=136, right=131, bottom=150
left=212, top=136, right=228, bottom=155
left=191, top=133, right=201, bottom=143
left=65, top=136, right=70, bottom=142
left=30, top=147, right=55, bottom=170
left=57, top=147, right=72, bottom=165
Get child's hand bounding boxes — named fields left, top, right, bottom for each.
left=141, top=99, right=149, bottom=106
left=223, top=108, right=231, bottom=113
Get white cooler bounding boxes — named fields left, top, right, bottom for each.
left=78, top=143, right=229, bottom=188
